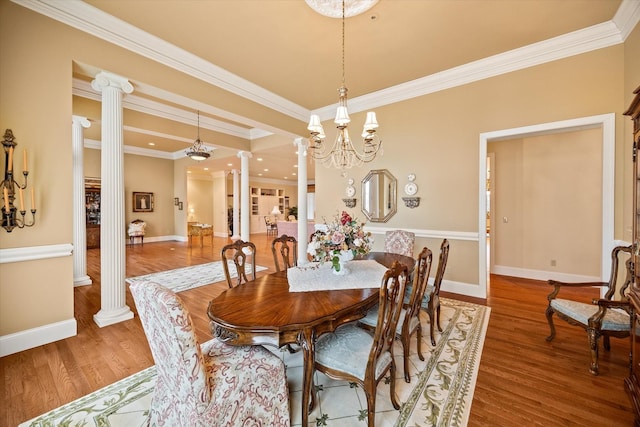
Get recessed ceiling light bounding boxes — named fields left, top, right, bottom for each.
left=284, top=177, right=288, bottom=179
left=204, top=167, right=209, bottom=171
left=293, top=165, right=298, bottom=168
left=264, top=168, right=269, bottom=172
left=187, top=170, right=192, bottom=174
left=292, top=172, right=297, bottom=176
left=227, top=163, right=232, bottom=167
left=148, top=142, right=155, bottom=146
left=258, top=173, right=263, bottom=176
left=257, top=158, right=263, bottom=161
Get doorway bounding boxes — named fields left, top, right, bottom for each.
left=478, top=113, right=615, bottom=299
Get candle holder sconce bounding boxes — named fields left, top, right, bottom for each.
left=2, top=129, right=36, bottom=232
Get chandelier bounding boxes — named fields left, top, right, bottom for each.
left=185, top=111, right=210, bottom=161
left=307, top=0, right=382, bottom=170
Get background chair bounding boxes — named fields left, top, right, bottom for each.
left=264, top=215, right=278, bottom=237
left=314, top=261, right=409, bottom=426
left=127, top=219, right=146, bottom=245
left=129, top=280, right=289, bottom=426
left=422, top=239, right=450, bottom=346
left=359, top=247, right=433, bottom=383
left=384, top=230, right=415, bottom=257
left=271, top=234, right=298, bottom=272
left=545, top=245, right=633, bottom=375
left=221, top=239, right=257, bottom=288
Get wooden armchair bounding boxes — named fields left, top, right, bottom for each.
left=545, top=245, right=633, bottom=375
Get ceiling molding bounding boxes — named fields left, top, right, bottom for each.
left=14, top=0, right=309, bottom=122
left=313, top=18, right=633, bottom=119
left=84, top=138, right=188, bottom=160
left=16, top=0, right=640, bottom=125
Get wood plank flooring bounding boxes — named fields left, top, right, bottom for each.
left=0, top=235, right=635, bottom=426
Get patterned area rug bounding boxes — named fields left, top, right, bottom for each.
left=19, top=298, right=490, bottom=427
left=125, top=261, right=267, bottom=292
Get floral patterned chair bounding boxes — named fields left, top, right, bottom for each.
left=359, top=247, right=433, bottom=383
left=127, top=219, right=146, bottom=245
left=384, top=230, right=415, bottom=257
left=129, top=280, right=290, bottom=426
left=313, top=261, right=409, bottom=426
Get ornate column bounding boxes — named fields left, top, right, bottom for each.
left=294, top=138, right=309, bottom=265
left=72, top=116, right=92, bottom=286
left=238, top=151, right=252, bottom=241
left=231, top=169, right=240, bottom=241
left=91, top=71, right=134, bottom=327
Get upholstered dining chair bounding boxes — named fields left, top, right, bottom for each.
left=271, top=234, right=298, bottom=272
left=359, top=247, right=433, bottom=383
left=313, top=260, right=409, bottom=426
left=384, top=230, right=415, bottom=257
left=422, top=239, right=450, bottom=346
left=127, top=219, right=146, bottom=245
left=221, top=239, right=257, bottom=288
left=129, top=280, right=290, bottom=426
left=546, top=245, right=633, bottom=375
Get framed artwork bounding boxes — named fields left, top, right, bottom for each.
left=133, top=192, right=154, bottom=212
left=174, top=197, right=179, bottom=206
left=178, top=201, right=184, bottom=210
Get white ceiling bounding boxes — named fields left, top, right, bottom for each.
left=15, top=0, right=638, bottom=181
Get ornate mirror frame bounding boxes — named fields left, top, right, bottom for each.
left=361, top=169, right=397, bottom=222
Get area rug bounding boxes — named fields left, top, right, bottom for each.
left=19, top=298, right=490, bottom=427
left=125, top=261, right=267, bottom=293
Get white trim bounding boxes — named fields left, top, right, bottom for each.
left=0, top=243, right=73, bottom=264
left=440, top=279, right=486, bottom=299
left=492, top=265, right=600, bottom=284
left=0, top=318, right=77, bottom=357
left=13, top=0, right=639, bottom=123
left=364, top=226, right=478, bottom=242
left=479, top=113, right=616, bottom=299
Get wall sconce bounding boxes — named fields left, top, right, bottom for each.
left=2, top=129, right=36, bottom=232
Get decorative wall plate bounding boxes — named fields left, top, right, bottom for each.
left=404, top=182, right=418, bottom=196
left=346, top=185, right=356, bottom=197
left=408, top=173, right=416, bottom=182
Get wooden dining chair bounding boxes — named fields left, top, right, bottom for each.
left=271, top=234, right=297, bottom=272
left=221, top=239, right=257, bottom=288
left=313, top=260, right=409, bottom=426
left=359, top=247, right=433, bottom=382
left=546, top=245, right=633, bottom=375
left=422, top=239, right=450, bottom=346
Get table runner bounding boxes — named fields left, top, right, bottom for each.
left=287, top=259, right=388, bottom=292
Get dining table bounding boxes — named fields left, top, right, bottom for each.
left=207, top=251, right=415, bottom=425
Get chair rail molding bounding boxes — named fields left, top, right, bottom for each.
left=0, top=243, right=73, bottom=264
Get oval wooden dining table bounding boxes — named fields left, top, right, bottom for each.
left=207, top=252, right=415, bottom=425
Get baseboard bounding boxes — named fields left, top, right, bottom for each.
left=440, top=279, right=487, bottom=299
left=0, top=318, right=77, bottom=357
left=492, top=265, right=599, bottom=283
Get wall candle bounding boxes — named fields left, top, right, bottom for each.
left=19, top=187, right=24, bottom=211
left=7, top=146, right=13, bottom=172
left=3, top=187, right=9, bottom=213
left=23, top=149, right=27, bottom=172
left=31, top=187, right=35, bottom=210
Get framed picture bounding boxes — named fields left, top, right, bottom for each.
left=174, top=197, right=179, bottom=206
left=133, top=192, right=154, bottom=212
left=178, top=201, right=184, bottom=210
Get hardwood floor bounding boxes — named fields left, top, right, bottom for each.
left=1, top=235, right=635, bottom=426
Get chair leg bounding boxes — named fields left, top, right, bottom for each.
left=545, top=306, right=557, bottom=341
left=389, top=361, right=400, bottom=410
left=402, top=334, right=411, bottom=383
left=588, top=328, right=600, bottom=375
left=603, top=335, right=611, bottom=351
left=436, top=303, right=443, bottom=332
left=426, top=309, right=436, bottom=347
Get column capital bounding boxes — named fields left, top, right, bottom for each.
left=91, top=71, right=134, bottom=94
left=293, top=137, right=309, bottom=150
left=237, top=151, right=253, bottom=159
left=72, top=115, right=91, bottom=128
left=231, top=169, right=240, bottom=176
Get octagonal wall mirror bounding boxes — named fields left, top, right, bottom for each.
left=361, top=169, right=397, bottom=222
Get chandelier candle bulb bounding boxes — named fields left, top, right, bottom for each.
left=23, top=149, right=27, bottom=172
left=19, top=187, right=24, bottom=211
left=31, top=187, right=35, bottom=210
left=3, top=187, right=9, bottom=213
left=7, top=146, right=13, bottom=172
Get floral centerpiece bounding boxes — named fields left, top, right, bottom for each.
left=307, top=211, right=373, bottom=274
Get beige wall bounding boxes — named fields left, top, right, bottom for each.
left=489, top=129, right=602, bottom=277
left=0, top=0, right=638, bottom=345
left=187, top=176, right=214, bottom=225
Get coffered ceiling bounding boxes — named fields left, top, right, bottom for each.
left=16, top=0, right=637, bottom=181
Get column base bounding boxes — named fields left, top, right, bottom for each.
left=93, top=306, right=134, bottom=328
left=231, top=234, right=241, bottom=241
left=74, top=275, right=93, bottom=287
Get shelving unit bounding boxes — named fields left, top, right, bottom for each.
left=250, top=186, right=286, bottom=233
left=85, top=177, right=101, bottom=249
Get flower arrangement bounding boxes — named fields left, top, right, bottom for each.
left=307, top=211, right=373, bottom=273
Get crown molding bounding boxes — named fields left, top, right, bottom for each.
left=84, top=137, right=193, bottom=160
left=15, top=0, right=639, bottom=124
left=13, top=0, right=310, bottom=122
